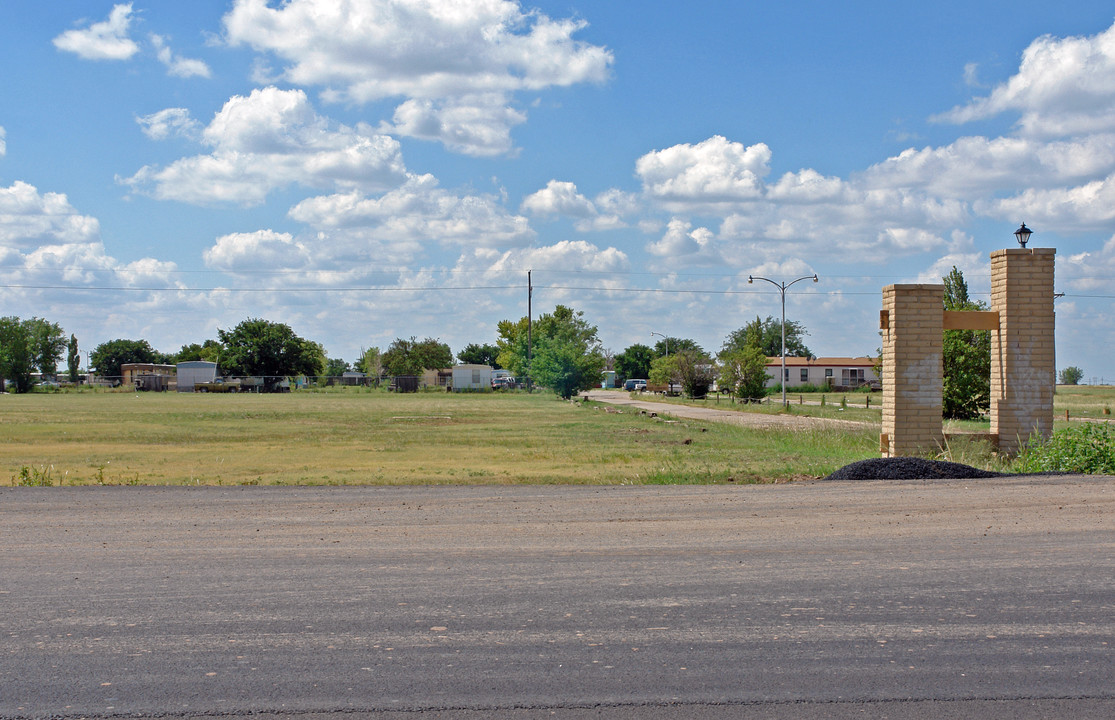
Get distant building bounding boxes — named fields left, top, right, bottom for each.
left=765, top=357, right=879, bottom=390
left=452, top=364, right=492, bottom=392
left=176, top=361, right=217, bottom=392
left=121, top=363, right=177, bottom=389
left=421, top=368, right=453, bottom=389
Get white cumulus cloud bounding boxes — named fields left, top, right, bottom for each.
left=53, top=3, right=140, bottom=61
left=204, top=230, right=312, bottom=272
left=221, top=0, right=612, bottom=155
left=123, top=87, right=408, bottom=206
left=636, top=136, right=771, bottom=210
left=936, top=20, right=1115, bottom=138
left=288, top=174, right=534, bottom=252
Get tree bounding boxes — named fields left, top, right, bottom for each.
left=1059, top=366, right=1084, bottom=385
left=67, top=334, right=80, bottom=383
left=495, top=316, right=532, bottom=378
left=673, top=350, right=716, bottom=398
left=532, top=335, right=605, bottom=399
left=457, top=342, right=501, bottom=367
left=942, top=266, right=991, bottom=420
left=217, top=319, right=325, bottom=387
left=0, top=317, right=35, bottom=392
left=356, top=347, right=383, bottom=379
left=325, top=358, right=350, bottom=377
left=90, top=338, right=166, bottom=380
left=382, top=337, right=452, bottom=376
left=174, top=340, right=222, bottom=363
left=651, top=337, right=704, bottom=358
left=498, top=305, right=605, bottom=398
left=26, top=318, right=67, bottom=378
left=648, top=354, right=675, bottom=386
left=718, top=345, right=770, bottom=401
left=723, top=316, right=811, bottom=358
left=614, top=343, right=654, bottom=383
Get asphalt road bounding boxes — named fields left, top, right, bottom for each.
left=2, top=478, right=1113, bottom=719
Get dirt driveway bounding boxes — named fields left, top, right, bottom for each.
left=581, top=389, right=865, bottom=430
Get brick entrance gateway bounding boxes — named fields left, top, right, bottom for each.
left=880, top=248, right=1056, bottom=456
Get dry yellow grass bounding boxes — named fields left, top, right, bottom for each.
left=2, top=388, right=879, bottom=485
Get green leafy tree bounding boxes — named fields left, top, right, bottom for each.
left=26, top=318, right=67, bottom=377
left=382, top=337, right=452, bottom=376
left=719, top=345, right=770, bottom=401
left=495, top=316, right=532, bottom=378
left=0, top=317, right=35, bottom=392
left=723, top=316, right=811, bottom=358
left=457, top=342, right=501, bottom=367
left=217, top=319, right=325, bottom=386
left=356, top=347, right=383, bottom=379
left=498, top=305, right=604, bottom=398
left=648, top=354, right=675, bottom=386
left=651, top=337, right=704, bottom=358
left=614, top=343, right=654, bottom=383
left=1059, top=366, right=1084, bottom=385
left=90, top=338, right=166, bottom=379
left=325, top=358, right=350, bottom=377
left=174, top=340, right=222, bottom=363
left=532, top=336, right=605, bottom=399
left=942, top=266, right=991, bottom=420
left=67, top=334, right=80, bottom=383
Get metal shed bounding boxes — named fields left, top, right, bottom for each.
left=176, top=361, right=218, bottom=393
left=452, top=364, right=492, bottom=392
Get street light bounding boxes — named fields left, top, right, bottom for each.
left=649, top=331, right=669, bottom=357
left=748, top=273, right=819, bottom=407
left=1014, top=222, right=1033, bottom=248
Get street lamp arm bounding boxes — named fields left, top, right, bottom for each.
left=747, top=272, right=819, bottom=407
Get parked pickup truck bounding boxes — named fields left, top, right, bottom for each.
left=195, top=379, right=240, bottom=393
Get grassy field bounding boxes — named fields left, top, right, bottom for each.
left=1, top=388, right=882, bottom=486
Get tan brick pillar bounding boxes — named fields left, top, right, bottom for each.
left=990, top=248, right=1056, bottom=454
left=881, top=284, right=944, bottom=456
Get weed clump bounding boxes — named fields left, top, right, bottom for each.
left=1014, top=423, right=1115, bottom=475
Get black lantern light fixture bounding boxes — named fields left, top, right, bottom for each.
left=1014, top=222, right=1033, bottom=248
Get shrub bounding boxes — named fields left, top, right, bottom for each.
left=1014, top=423, right=1115, bottom=475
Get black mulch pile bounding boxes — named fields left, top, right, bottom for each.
left=822, top=457, right=1008, bottom=481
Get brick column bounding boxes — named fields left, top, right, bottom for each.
left=881, top=284, right=944, bottom=456
left=990, top=248, right=1056, bottom=454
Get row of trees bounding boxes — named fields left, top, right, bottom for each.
left=0, top=308, right=809, bottom=401
left=85, top=319, right=328, bottom=383
left=5, top=269, right=1037, bottom=414
left=0, top=317, right=77, bottom=393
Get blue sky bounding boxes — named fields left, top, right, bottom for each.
left=3, top=1, right=1115, bottom=381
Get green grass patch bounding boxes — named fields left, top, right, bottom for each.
left=2, top=389, right=879, bottom=486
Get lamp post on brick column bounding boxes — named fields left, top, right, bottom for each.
left=748, top=273, right=819, bottom=407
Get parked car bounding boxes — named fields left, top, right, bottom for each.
left=624, top=379, right=647, bottom=391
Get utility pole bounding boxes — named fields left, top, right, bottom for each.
left=527, top=270, right=533, bottom=392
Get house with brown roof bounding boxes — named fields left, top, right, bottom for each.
left=765, top=356, right=879, bottom=390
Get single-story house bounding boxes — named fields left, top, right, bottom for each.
left=765, top=357, right=879, bottom=390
